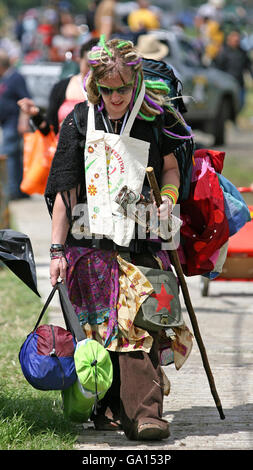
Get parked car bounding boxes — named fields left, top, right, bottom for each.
left=149, top=30, right=241, bottom=146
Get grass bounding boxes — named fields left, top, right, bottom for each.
left=0, top=268, right=78, bottom=450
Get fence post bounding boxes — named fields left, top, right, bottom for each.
left=0, top=155, right=10, bottom=229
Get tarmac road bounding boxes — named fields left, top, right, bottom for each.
left=8, top=123, right=253, bottom=452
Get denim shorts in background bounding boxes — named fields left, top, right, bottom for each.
left=1, top=124, right=24, bottom=198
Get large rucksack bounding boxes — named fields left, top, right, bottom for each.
left=142, top=58, right=194, bottom=201
left=142, top=58, right=187, bottom=114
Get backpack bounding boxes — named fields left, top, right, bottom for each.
left=142, top=58, right=187, bottom=114
left=142, top=58, right=194, bottom=201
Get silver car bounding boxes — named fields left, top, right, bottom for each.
left=149, top=29, right=241, bottom=145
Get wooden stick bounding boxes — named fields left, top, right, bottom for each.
left=146, top=167, right=225, bottom=420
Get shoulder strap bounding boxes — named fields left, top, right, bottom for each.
left=122, top=82, right=146, bottom=136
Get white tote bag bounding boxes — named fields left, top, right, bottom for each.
left=84, top=83, right=150, bottom=247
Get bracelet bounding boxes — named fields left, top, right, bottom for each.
left=50, top=244, right=65, bottom=251
left=50, top=252, right=65, bottom=260
left=50, top=253, right=66, bottom=260
left=160, top=184, right=179, bottom=205
left=50, top=244, right=65, bottom=260
left=161, top=193, right=177, bottom=205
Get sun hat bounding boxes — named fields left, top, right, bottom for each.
left=136, top=34, right=169, bottom=61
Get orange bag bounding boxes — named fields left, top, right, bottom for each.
left=20, top=128, right=57, bottom=195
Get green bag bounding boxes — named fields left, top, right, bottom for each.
left=62, top=339, right=113, bottom=423
left=134, top=267, right=184, bottom=332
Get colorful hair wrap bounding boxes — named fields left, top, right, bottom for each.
left=97, top=97, right=104, bottom=112
left=162, top=128, right=194, bottom=140
left=138, top=112, right=156, bottom=121
left=117, top=40, right=132, bottom=49
left=160, top=184, right=179, bottom=205
left=144, top=93, right=164, bottom=114
left=129, top=72, right=139, bottom=110
left=88, top=60, right=100, bottom=65
left=145, top=80, right=170, bottom=94
left=126, top=57, right=142, bottom=66
left=98, top=34, right=113, bottom=57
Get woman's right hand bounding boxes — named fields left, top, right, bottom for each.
left=50, top=257, right=68, bottom=286
left=17, top=97, right=40, bottom=117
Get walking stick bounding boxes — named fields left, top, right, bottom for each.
left=146, top=167, right=225, bottom=420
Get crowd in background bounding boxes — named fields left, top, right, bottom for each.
left=0, top=0, right=253, bottom=200
left=0, top=0, right=253, bottom=66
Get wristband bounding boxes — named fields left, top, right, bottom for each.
left=50, top=253, right=65, bottom=260
left=160, top=184, right=179, bottom=205
left=50, top=244, right=65, bottom=251
left=50, top=251, right=66, bottom=260
left=50, top=244, right=65, bottom=260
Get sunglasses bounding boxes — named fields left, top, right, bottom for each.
left=96, top=80, right=134, bottom=96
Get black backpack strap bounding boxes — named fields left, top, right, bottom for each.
left=73, top=108, right=84, bottom=135
left=73, top=102, right=87, bottom=149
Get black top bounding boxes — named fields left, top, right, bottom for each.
left=45, top=101, right=192, bottom=246
left=214, top=46, right=253, bottom=87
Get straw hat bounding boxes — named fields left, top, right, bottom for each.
left=136, top=34, right=169, bottom=61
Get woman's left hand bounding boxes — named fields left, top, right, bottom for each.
left=154, top=195, right=173, bottom=220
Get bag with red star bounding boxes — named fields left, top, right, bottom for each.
left=134, top=267, right=183, bottom=332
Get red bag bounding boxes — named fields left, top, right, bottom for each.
left=179, top=149, right=229, bottom=276
left=20, top=128, right=57, bottom=195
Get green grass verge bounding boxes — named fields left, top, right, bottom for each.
left=223, top=160, right=253, bottom=189
left=0, top=268, right=78, bottom=450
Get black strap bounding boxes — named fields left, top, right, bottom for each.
left=57, top=281, right=86, bottom=341
left=33, top=281, right=86, bottom=342
left=33, top=283, right=58, bottom=331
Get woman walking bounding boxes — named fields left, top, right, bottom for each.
left=45, top=36, right=192, bottom=441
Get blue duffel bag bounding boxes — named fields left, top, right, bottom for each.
left=218, top=174, right=251, bottom=236
left=19, top=283, right=82, bottom=391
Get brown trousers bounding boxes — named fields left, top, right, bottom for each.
left=96, top=335, right=169, bottom=440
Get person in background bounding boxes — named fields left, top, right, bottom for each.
left=18, top=39, right=98, bottom=138
left=0, top=49, right=31, bottom=200
left=85, top=0, right=103, bottom=37
left=94, top=0, right=119, bottom=40
left=194, top=3, right=224, bottom=66
left=127, top=0, right=160, bottom=33
left=214, top=29, right=253, bottom=111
